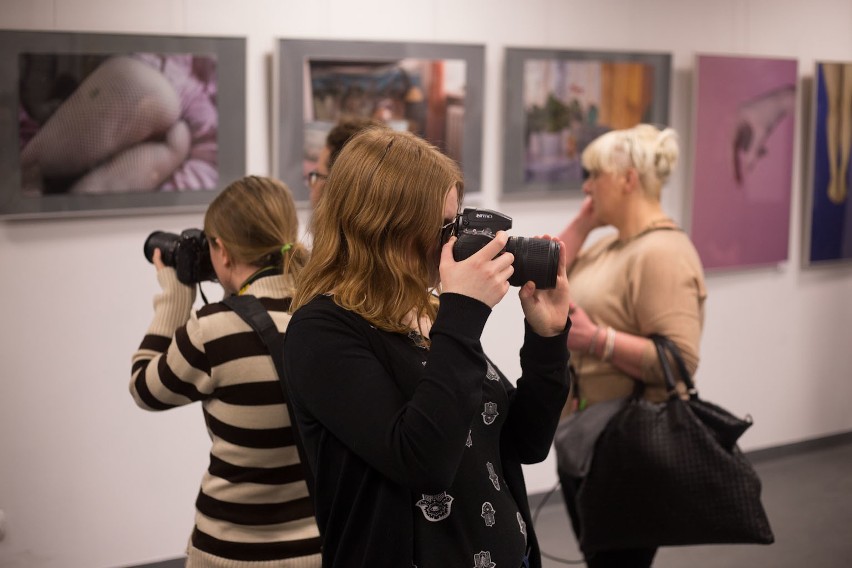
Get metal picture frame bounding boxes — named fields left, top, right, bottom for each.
left=0, top=30, right=246, bottom=219
left=502, top=47, right=671, bottom=199
left=804, top=61, right=852, bottom=265
left=273, top=38, right=484, bottom=204
left=689, top=53, right=797, bottom=271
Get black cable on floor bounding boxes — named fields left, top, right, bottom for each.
left=532, top=481, right=586, bottom=565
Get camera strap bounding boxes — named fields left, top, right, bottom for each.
left=221, top=294, right=317, bottom=501
left=197, top=284, right=210, bottom=305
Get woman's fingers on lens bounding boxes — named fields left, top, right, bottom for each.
left=499, top=263, right=514, bottom=283
left=152, top=247, right=165, bottom=270
left=477, top=230, right=509, bottom=259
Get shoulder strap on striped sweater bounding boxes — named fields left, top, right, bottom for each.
left=221, top=294, right=316, bottom=501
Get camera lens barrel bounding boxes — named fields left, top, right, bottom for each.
left=143, top=229, right=216, bottom=285
left=452, top=233, right=560, bottom=289
left=143, top=231, right=180, bottom=266
left=505, top=237, right=560, bottom=289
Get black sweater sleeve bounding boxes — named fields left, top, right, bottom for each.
left=282, top=293, right=491, bottom=493
left=501, top=318, right=571, bottom=464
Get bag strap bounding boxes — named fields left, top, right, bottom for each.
left=222, top=294, right=316, bottom=499
left=649, top=334, right=697, bottom=400
left=657, top=336, right=697, bottom=394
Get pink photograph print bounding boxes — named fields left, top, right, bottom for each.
left=690, top=54, right=797, bottom=271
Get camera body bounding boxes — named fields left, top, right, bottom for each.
left=447, top=208, right=560, bottom=289
left=144, top=229, right=216, bottom=285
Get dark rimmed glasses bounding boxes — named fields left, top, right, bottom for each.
left=440, top=218, right=458, bottom=246
left=306, top=170, right=328, bottom=186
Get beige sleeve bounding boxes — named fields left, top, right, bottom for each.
left=147, top=266, right=196, bottom=338
left=629, top=238, right=706, bottom=385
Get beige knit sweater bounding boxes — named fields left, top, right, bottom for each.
left=131, top=268, right=321, bottom=566
left=566, top=224, right=707, bottom=406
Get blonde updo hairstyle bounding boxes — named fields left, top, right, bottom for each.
left=293, top=127, right=464, bottom=335
left=204, top=175, right=308, bottom=291
left=582, top=124, right=679, bottom=200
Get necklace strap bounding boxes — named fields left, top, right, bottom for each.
left=620, top=219, right=680, bottom=244
left=237, top=265, right=280, bottom=295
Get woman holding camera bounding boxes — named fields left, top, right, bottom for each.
left=556, top=124, right=707, bottom=567
left=131, top=176, right=321, bottom=567
left=282, top=127, right=572, bottom=568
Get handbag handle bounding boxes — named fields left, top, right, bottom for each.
left=649, top=334, right=697, bottom=400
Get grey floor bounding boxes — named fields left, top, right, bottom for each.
left=534, top=440, right=852, bottom=568
left=129, top=439, right=852, bottom=568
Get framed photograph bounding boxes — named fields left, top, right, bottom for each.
left=689, top=54, right=797, bottom=271
left=502, top=48, right=671, bottom=198
left=805, top=61, right=852, bottom=265
left=273, top=39, right=484, bottom=204
left=0, top=30, right=246, bottom=219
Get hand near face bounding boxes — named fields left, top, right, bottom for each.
left=575, top=195, right=605, bottom=232
left=439, top=231, right=514, bottom=308
left=518, top=235, right=571, bottom=337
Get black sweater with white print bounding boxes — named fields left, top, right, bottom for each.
left=282, top=292, right=570, bottom=568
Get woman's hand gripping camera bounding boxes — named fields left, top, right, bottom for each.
left=439, top=231, right=570, bottom=337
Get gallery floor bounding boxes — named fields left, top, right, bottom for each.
left=130, top=436, right=852, bottom=568
left=534, top=437, right=852, bottom=568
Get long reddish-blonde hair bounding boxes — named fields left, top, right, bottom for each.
left=292, top=128, right=464, bottom=334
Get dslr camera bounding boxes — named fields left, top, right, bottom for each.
left=444, top=208, right=560, bottom=289
left=144, top=229, right=216, bottom=285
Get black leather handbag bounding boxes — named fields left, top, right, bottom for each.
left=577, top=335, right=774, bottom=552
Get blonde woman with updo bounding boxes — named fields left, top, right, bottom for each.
left=131, top=176, right=321, bottom=567
left=556, top=124, right=708, bottom=568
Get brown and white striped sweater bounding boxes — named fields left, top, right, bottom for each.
left=131, top=268, right=321, bottom=566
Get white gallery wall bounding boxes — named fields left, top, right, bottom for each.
left=1, top=0, right=851, bottom=566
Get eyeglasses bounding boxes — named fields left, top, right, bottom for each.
left=440, top=218, right=457, bottom=245
left=583, top=167, right=608, bottom=182
left=306, top=170, right=328, bottom=186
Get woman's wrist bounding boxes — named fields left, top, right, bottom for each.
left=601, top=326, right=616, bottom=362
left=586, top=325, right=616, bottom=362
left=149, top=267, right=195, bottom=334
left=586, top=325, right=603, bottom=356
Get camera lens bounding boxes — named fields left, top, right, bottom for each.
left=506, top=237, right=560, bottom=289
left=143, top=231, right=180, bottom=266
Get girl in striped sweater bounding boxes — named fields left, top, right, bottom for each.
left=131, top=176, right=321, bottom=567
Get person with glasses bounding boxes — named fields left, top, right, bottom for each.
left=555, top=124, right=707, bottom=568
left=282, top=127, right=572, bottom=568
left=131, top=176, right=321, bottom=567
left=307, top=117, right=384, bottom=208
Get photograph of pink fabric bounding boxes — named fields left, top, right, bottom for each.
left=19, top=52, right=219, bottom=196
left=690, top=54, right=797, bottom=271
left=0, top=30, right=245, bottom=219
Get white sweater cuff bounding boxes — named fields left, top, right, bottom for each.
left=148, top=267, right=196, bottom=337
